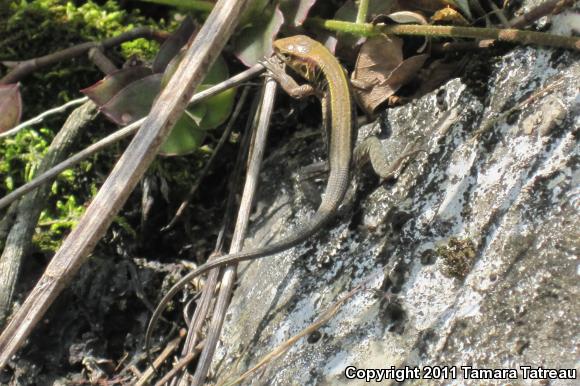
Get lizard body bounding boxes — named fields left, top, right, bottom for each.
left=146, top=36, right=427, bottom=352
left=146, top=35, right=352, bottom=342
left=167, top=36, right=352, bottom=283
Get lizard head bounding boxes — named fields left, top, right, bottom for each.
left=273, top=35, right=318, bottom=82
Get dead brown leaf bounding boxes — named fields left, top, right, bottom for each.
left=351, top=35, right=428, bottom=114
left=431, top=7, right=470, bottom=25
left=0, top=83, right=22, bottom=132
left=396, top=0, right=450, bottom=13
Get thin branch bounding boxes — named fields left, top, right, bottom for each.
left=0, top=203, right=18, bottom=252
left=306, top=18, right=580, bottom=51
left=0, top=0, right=253, bottom=369
left=0, top=101, right=96, bottom=325
left=146, top=79, right=275, bottom=385
left=190, top=77, right=278, bottom=386
left=154, top=350, right=199, bottom=386
left=509, top=0, right=576, bottom=29
left=395, top=0, right=576, bottom=54
left=0, top=96, right=89, bottom=139
left=0, top=64, right=265, bottom=211
left=176, top=92, right=261, bottom=384
left=88, top=47, right=118, bottom=75
left=135, top=330, right=186, bottom=386
left=0, top=27, right=168, bottom=84
left=221, top=284, right=368, bottom=386
left=488, top=0, right=510, bottom=28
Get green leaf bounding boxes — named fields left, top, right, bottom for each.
left=152, top=15, right=195, bottom=73
left=159, top=110, right=207, bottom=156
left=280, top=0, right=317, bottom=27
left=232, top=5, right=284, bottom=66
left=81, top=66, right=153, bottom=107
left=100, top=74, right=162, bottom=125
left=165, top=55, right=234, bottom=130
left=197, top=86, right=235, bottom=130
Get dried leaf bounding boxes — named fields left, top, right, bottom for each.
left=387, top=53, right=429, bottom=93
left=352, top=36, right=403, bottom=113
left=396, top=0, right=450, bottom=13
left=0, top=83, right=22, bottom=132
left=352, top=36, right=427, bottom=114
left=431, top=7, right=470, bottom=25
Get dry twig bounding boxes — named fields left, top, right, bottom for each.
left=0, top=64, right=265, bottom=212
left=0, top=27, right=168, bottom=84
left=0, top=0, right=253, bottom=368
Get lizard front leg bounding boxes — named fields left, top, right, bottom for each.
left=261, top=58, right=319, bottom=99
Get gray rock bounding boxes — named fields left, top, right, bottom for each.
left=211, top=46, right=579, bottom=386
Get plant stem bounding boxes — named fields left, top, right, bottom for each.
left=356, top=0, right=370, bottom=24
left=139, top=0, right=214, bottom=12
left=306, top=18, right=580, bottom=51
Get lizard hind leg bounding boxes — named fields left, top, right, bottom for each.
left=354, top=137, right=426, bottom=183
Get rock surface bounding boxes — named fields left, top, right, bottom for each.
left=210, top=43, right=579, bottom=385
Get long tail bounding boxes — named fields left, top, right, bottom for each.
left=145, top=201, right=341, bottom=356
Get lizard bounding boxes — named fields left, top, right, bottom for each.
left=146, top=35, right=423, bottom=345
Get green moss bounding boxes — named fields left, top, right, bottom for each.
left=0, top=128, right=52, bottom=194
left=0, top=1, right=168, bottom=253
left=437, top=237, right=477, bottom=280
left=0, top=0, right=165, bottom=116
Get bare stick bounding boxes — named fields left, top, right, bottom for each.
left=509, top=0, right=576, bottom=29
left=135, top=330, right=186, bottom=386
left=0, top=203, right=17, bottom=251
left=0, top=64, right=265, bottom=212
left=0, top=101, right=96, bottom=325
left=190, top=77, right=278, bottom=386
left=175, top=92, right=261, bottom=383
left=0, top=27, right=168, bottom=84
left=432, top=0, right=578, bottom=53
left=88, top=47, right=118, bottom=75
left=154, top=350, right=200, bottom=386
left=0, top=0, right=252, bottom=369
left=144, top=88, right=253, bottom=383
left=0, top=96, right=89, bottom=139
left=221, top=284, right=368, bottom=386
